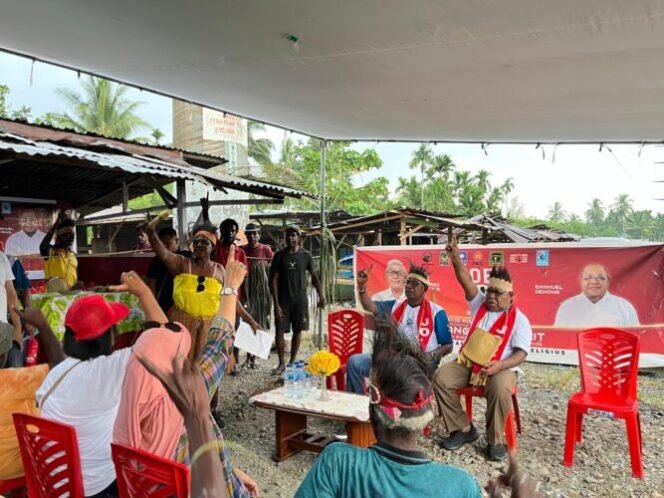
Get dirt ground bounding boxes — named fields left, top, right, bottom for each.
left=218, top=332, right=664, bottom=498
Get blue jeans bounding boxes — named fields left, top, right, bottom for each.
left=346, top=353, right=371, bottom=394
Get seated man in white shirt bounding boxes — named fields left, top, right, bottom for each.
left=348, top=264, right=453, bottom=394
left=554, top=263, right=639, bottom=327
left=432, top=235, right=532, bottom=462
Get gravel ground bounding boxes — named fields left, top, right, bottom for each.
left=218, top=332, right=664, bottom=498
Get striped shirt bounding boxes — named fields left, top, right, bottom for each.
left=173, top=317, right=249, bottom=498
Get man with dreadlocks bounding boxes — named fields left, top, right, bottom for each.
left=347, top=263, right=453, bottom=394
left=433, top=234, right=532, bottom=462
left=295, top=320, right=481, bottom=497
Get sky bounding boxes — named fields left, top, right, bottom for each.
left=1, top=51, right=662, bottom=219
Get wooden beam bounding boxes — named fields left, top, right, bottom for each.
left=400, top=223, right=425, bottom=243
left=400, top=219, right=407, bottom=246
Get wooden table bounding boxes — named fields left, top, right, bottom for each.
left=251, top=387, right=376, bottom=462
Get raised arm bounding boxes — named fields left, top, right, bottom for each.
left=17, top=307, right=65, bottom=367
left=40, top=211, right=67, bottom=257
left=109, top=270, right=168, bottom=323
left=446, top=231, right=478, bottom=301
left=356, top=263, right=378, bottom=314
left=137, top=354, right=227, bottom=498
left=145, top=221, right=184, bottom=276
left=216, top=246, right=247, bottom=324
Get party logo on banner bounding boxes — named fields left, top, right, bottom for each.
left=489, top=251, right=504, bottom=266
left=439, top=251, right=450, bottom=266
left=509, top=253, right=529, bottom=263
left=472, top=251, right=484, bottom=266
left=458, top=251, right=468, bottom=265
left=536, top=250, right=550, bottom=266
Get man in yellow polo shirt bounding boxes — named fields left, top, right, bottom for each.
left=40, top=211, right=78, bottom=290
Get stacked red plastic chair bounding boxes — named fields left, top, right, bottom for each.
left=456, top=385, right=522, bottom=451
left=12, top=413, right=84, bottom=497
left=326, top=309, right=364, bottom=391
left=111, top=443, right=190, bottom=498
left=563, top=328, right=642, bottom=478
left=0, top=477, right=26, bottom=498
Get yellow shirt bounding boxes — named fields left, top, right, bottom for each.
left=172, top=273, right=222, bottom=318
left=44, top=248, right=78, bottom=289
left=0, top=364, right=49, bottom=479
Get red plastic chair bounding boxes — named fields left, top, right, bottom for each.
left=456, top=385, right=522, bottom=451
left=0, top=477, right=26, bottom=498
left=12, top=413, right=84, bottom=498
left=563, top=328, right=642, bottom=478
left=326, top=309, right=364, bottom=391
left=111, top=443, right=190, bottom=498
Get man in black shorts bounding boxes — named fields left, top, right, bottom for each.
left=269, top=226, right=325, bottom=375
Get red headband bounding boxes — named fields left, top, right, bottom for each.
left=369, top=386, right=433, bottom=411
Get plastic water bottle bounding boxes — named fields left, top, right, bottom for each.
left=293, top=362, right=306, bottom=399
left=284, top=364, right=295, bottom=395
left=589, top=409, right=614, bottom=420
left=25, top=337, right=39, bottom=367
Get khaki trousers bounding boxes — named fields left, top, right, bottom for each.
left=433, top=361, right=517, bottom=445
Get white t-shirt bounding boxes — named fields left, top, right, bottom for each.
left=468, top=293, right=532, bottom=370
left=0, top=252, right=15, bottom=325
left=36, top=348, right=132, bottom=495
left=554, top=292, right=640, bottom=327
left=4, top=230, right=46, bottom=256
left=391, top=300, right=447, bottom=353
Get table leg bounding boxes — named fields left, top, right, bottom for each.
left=346, top=421, right=376, bottom=448
left=274, top=410, right=307, bottom=462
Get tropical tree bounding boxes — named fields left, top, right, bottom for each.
left=625, top=210, right=656, bottom=240
left=431, top=154, right=455, bottom=181
left=500, top=178, right=515, bottom=215
left=54, top=76, right=150, bottom=139
left=608, top=194, right=633, bottom=236
left=408, top=144, right=434, bottom=209
left=247, top=120, right=275, bottom=167
left=151, top=128, right=164, bottom=145
left=547, top=202, right=567, bottom=223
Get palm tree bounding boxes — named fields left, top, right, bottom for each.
left=500, top=178, right=515, bottom=216
left=452, top=170, right=471, bottom=203
left=247, top=120, right=274, bottom=167
left=485, top=187, right=503, bottom=213
left=609, top=194, right=633, bottom=236
left=584, top=198, right=605, bottom=234
left=409, top=144, right=434, bottom=209
left=475, top=169, right=491, bottom=193
left=625, top=210, right=656, bottom=240
left=151, top=128, right=164, bottom=145
left=55, top=76, right=149, bottom=139
left=432, top=154, right=455, bottom=181
left=547, top=202, right=566, bottom=223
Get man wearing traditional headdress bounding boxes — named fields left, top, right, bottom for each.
left=348, top=263, right=453, bottom=394
left=433, top=234, right=532, bottom=461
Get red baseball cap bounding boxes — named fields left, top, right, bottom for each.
left=64, top=294, right=130, bottom=341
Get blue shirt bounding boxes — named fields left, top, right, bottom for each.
left=295, top=442, right=481, bottom=498
left=375, top=299, right=452, bottom=352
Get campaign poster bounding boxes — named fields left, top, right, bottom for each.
left=0, top=201, right=57, bottom=281
left=355, top=242, right=664, bottom=368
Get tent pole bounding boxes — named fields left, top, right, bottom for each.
left=317, top=139, right=327, bottom=349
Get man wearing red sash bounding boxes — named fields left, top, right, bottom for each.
left=433, top=235, right=532, bottom=461
left=347, top=264, right=453, bottom=394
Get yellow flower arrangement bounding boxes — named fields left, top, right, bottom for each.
left=307, top=351, right=340, bottom=377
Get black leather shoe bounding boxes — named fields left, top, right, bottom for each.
left=439, top=425, right=479, bottom=451
left=487, top=443, right=507, bottom=461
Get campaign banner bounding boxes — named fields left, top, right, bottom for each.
left=0, top=201, right=58, bottom=281
left=355, top=242, right=664, bottom=368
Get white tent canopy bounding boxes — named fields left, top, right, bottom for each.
left=2, top=0, right=664, bottom=142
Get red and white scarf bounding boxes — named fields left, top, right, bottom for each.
left=459, top=301, right=517, bottom=386
left=392, top=299, right=434, bottom=351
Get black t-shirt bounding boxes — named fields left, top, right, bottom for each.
left=269, top=247, right=314, bottom=304
left=146, top=250, right=193, bottom=313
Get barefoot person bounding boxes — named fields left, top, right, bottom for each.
left=433, top=234, right=532, bottom=462
left=269, top=226, right=325, bottom=376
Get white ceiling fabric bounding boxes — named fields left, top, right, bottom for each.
left=2, top=0, right=664, bottom=142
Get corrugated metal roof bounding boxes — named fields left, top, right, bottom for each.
left=0, top=125, right=313, bottom=216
